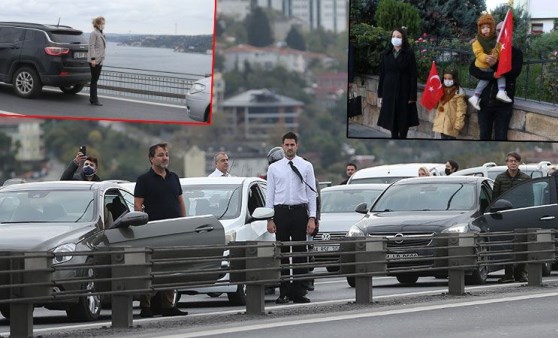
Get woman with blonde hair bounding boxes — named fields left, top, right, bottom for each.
left=418, top=167, right=431, bottom=177
left=88, top=16, right=106, bottom=106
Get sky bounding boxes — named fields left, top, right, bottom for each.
left=1, top=0, right=216, bottom=35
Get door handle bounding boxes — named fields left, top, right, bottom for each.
left=195, top=225, right=214, bottom=233
left=540, top=216, right=555, bottom=221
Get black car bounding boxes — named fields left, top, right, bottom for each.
left=0, top=22, right=91, bottom=98
left=347, top=176, right=494, bottom=286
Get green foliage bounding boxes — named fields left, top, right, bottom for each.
left=244, top=7, right=274, bottom=47
left=285, top=26, right=306, bottom=51
left=490, top=4, right=531, bottom=51
left=350, top=23, right=389, bottom=76
left=375, top=0, right=421, bottom=38
left=350, top=0, right=380, bottom=25
left=526, top=31, right=558, bottom=58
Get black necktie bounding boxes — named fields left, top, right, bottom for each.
left=289, top=161, right=304, bottom=184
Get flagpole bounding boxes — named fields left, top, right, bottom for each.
left=497, top=9, right=510, bottom=41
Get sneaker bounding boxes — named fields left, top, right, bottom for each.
left=291, top=296, right=311, bottom=304
left=496, top=90, right=512, bottom=103
left=161, top=307, right=188, bottom=317
left=139, top=307, right=154, bottom=318
left=275, top=296, right=291, bottom=304
left=516, top=277, right=528, bottom=283
left=468, top=96, right=481, bottom=110
left=498, top=276, right=515, bottom=284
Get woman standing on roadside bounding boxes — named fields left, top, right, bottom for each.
left=377, top=27, right=418, bottom=139
left=88, top=16, right=106, bottom=106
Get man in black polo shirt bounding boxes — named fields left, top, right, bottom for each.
left=134, top=142, right=187, bottom=318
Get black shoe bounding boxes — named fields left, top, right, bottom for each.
left=140, top=307, right=154, bottom=318
left=275, top=296, right=291, bottom=304
left=516, top=277, right=528, bottom=283
left=498, top=276, right=515, bottom=284
left=161, top=307, right=188, bottom=317
left=90, top=101, right=103, bottom=106
left=264, top=287, right=276, bottom=295
left=291, top=296, right=311, bottom=304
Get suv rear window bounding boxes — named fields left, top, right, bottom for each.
left=49, top=31, right=87, bottom=44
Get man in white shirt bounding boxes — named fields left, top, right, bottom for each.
left=266, top=131, right=317, bottom=304
left=208, top=152, right=231, bottom=177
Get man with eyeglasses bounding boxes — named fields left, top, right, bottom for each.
left=60, top=149, right=101, bottom=181
left=493, top=151, right=531, bottom=283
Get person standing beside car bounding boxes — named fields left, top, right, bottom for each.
left=340, top=163, right=357, bottom=185
left=134, top=142, right=187, bottom=318
left=445, top=160, right=459, bottom=175
left=88, top=16, right=106, bottom=106
left=493, top=152, right=531, bottom=283
left=208, top=152, right=232, bottom=177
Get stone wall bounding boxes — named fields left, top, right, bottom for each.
left=349, top=75, right=558, bottom=141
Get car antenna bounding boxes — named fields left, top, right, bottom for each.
left=57, top=17, right=61, bottom=27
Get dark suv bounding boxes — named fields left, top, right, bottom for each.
left=0, top=22, right=91, bottom=98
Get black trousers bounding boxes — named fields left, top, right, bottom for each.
left=89, top=64, right=103, bottom=102
left=274, top=206, right=308, bottom=298
left=478, top=104, right=512, bottom=141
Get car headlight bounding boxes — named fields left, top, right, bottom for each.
left=189, top=82, right=206, bottom=95
left=52, top=243, right=76, bottom=265
left=347, top=225, right=366, bottom=237
left=225, top=230, right=237, bottom=244
left=442, top=223, right=469, bottom=233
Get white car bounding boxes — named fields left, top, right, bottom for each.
left=186, top=76, right=212, bottom=122
left=347, top=163, right=447, bottom=184
left=451, top=161, right=552, bottom=179
left=314, top=183, right=389, bottom=271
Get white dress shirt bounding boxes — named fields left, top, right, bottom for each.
left=208, top=168, right=231, bottom=177
left=265, top=156, right=317, bottom=217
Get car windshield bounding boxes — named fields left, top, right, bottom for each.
left=372, top=183, right=476, bottom=212
left=321, top=189, right=383, bottom=213
left=182, top=184, right=242, bottom=220
left=0, top=190, right=96, bottom=223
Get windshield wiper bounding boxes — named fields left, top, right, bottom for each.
left=216, top=186, right=241, bottom=220
left=75, top=199, right=94, bottom=222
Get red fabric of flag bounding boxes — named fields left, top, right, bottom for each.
left=495, top=9, right=513, bottom=77
left=420, top=61, right=443, bottom=110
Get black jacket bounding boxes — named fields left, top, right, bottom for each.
left=493, top=168, right=530, bottom=199
left=469, top=46, right=523, bottom=109
left=60, top=160, right=101, bottom=181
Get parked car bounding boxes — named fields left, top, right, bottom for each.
left=121, top=177, right=274, bottom=305
left=0, top=181, right=225, bottom=321
left=347, top=163, right=446, bottom=184
left=451, top=161, right=552, bottom=179
left=186, top=76, right=212, bottom=122
left=0, top=22, right=91, bottom=98
left=313, top=183, right=389, bottom=271
left=347, top=176, right=494, bottom=286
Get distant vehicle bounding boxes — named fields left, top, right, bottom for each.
left=0, top=22, right=91, bottom=98
left=0, top=181, right=225, bottom=321
left=186, top=76, right=212, bottom=122
left=451, top=161, right=552, bottom=179
left=313, top=183, right=389, bottom=271
left=347, top=176, right=494, bottom=287
left=347, top=163, right=446, bottom=184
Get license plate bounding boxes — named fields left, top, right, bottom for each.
left=387, top=252, right=418, bottom=260
left=313, top=245, right=339, bottom=252
left=74, top=52, right=87, bottom=59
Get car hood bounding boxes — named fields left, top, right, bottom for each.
left=354, top=211, right=472, bottom=234
left=0, top=223, right=97, bottom=251
left=319, top=213, right=366, bottom=232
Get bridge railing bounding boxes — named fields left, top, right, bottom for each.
left=0, top=229, right=556, bottom=337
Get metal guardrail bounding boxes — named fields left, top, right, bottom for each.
left=0, top=229, right=556, bottom=337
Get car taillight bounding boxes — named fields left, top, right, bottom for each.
left=59, top=71, right=70, bottom=76
left=44, top=47, right=70, bottom=56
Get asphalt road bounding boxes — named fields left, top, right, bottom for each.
left=0, top=84, right=201, bottom=124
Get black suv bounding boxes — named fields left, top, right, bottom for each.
left=0, top=22, right=91, bottom=98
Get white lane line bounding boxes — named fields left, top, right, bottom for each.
left=167, top=291, right=558, bottom=338
left=0, top=110, right=25, bottom=116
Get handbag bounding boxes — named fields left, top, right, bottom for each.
left=348, top=93, right=362, bottom=118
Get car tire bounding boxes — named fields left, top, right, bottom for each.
left=326, top=266, right=340, bottom=273
left=396, top=274, right=419, bottom=285
left=346, top=277, right=355, bottom=288
left=227, top=284, right=246, bottom=306
left=0, top=305, right=10, bottom=320
left=542, top=262, right=552, bottom=277
left=60, top=84, right=85, bottom=95
left=466, top=238, right=488, bottom=285
left=66, top=261, right=101, bottom=322
left=13, top=66, right=42, bottom=98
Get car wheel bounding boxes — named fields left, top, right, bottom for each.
left=13, top=66, right=42, bottom=98
left=542, top=262, right=552, bottom=277
left=346, top=277, right=355, bottom=288
left=227, top=284, right=246, bottom=306
left=396, top=274, right=419, bottom=285
left=66, top=262, right=101, bottom=321
left=326, top=266, right=340, bottom=273
left=207, top=292, right=223, bottom=298
left=466, top=238, right=488, bottom=285
left=0, top=305, right=10, bottom=320
left=60, top=84, right=85, bottom=95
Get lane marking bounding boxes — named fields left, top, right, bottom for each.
left=0, top=110, right=25, bottom=116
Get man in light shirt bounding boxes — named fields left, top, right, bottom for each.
left=266, top=131, right=317, bottom=304
left=208, top=152, right=231, bottom=177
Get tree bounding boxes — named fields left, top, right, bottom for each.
left=244, top=7, right=274, bottom=47
left=375, top=0, right=421, bottom=38
left=285, top=26, right=306, bottom=51
left=350, top=0, right=380, bottom=26
left=490, top=4, right=531, bottom=51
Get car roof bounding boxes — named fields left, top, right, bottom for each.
left=393, top=176, right=491, bottom=185
left=349, top=163, right=446, bottom=182
left=0, top=180, right=122, bottom=192
left=179, top=176, right=265, bottom=185
left=321, top=183, right=390, bottom=192
left=452, top=161, right=552, bottom=178
left=0, top=22, right=81, bottom=32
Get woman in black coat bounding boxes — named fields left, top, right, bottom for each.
left=377, top=27, right=418, bottom=139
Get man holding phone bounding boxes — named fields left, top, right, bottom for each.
left=60, top=145, right=101, bottom=181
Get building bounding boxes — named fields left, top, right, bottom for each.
left=0, top=119, right=44, bottom=161
left=313, top=71, right=348, bottom=108
left=221, top=89, right=304, bottom=139
left=514, top=0, right=557, bottom=32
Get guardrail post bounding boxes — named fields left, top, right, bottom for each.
left=447, top=234, right=475, bottom=295
left=527, top=229, right=554, bottom=287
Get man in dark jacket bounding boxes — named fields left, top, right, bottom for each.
left=60, top=150, right=101, bottom=181
left=469, top=21, right=523, bottom=141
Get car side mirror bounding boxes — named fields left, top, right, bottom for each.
left=355, top=202, right=368, bottom=214
left=489, top=199, right=513, bottom=213
left=248, top=207, right=274, bottom=223
left=109, top=211, right=149, bottom=229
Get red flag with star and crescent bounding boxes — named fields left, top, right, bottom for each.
left=495, top=9, right=513, bottom=77
left=420, top=61, right=443, bottom=110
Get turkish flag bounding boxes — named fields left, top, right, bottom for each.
left=495, top=9, right=513, bottom=77
left=420, top=61, right=443, bottom=110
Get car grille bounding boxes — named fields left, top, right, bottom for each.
left=369, top=233, right=435, bottom=248
left=314, top=231, right=347, bottom=241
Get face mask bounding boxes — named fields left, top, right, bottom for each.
left=391, top=37, right=402, bottom=47
left=445, top=168, right=452, bottom=176
left=99, top=24, right=105, bottom=30
left=83, top=165, right=96, bottom=176
left=444, top=80, right=454, bottom=87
